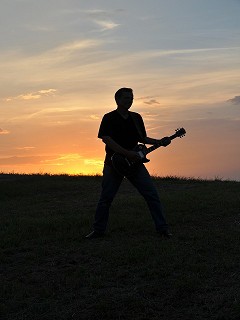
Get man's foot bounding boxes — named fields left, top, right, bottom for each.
left=157, top=230, right=173, bottom=238
left=85, top=231, right=105, bottom=239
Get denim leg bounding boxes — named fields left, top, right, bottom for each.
left=93, top=164, right=124, bottom=232
left=128, top=164, right=168, bottom=231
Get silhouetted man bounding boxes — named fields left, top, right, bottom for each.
left=86, top=87, right=172, bottom=239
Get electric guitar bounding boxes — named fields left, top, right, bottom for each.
left=111, top=127, right=186, bottom=176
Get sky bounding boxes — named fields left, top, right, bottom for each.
left=0, top=0, right=240, bottom=180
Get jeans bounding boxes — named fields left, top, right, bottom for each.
left=93, top=164, right=168, bottom=233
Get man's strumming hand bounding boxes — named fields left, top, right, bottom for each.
left=125, top=150, right=141, bottom=161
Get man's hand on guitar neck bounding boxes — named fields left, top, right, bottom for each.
left=158, top=137, right=171, bottom=147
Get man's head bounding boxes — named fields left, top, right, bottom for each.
left=115, top=87, right=134, bottom=109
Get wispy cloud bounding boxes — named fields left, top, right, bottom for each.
left=144, top=99, right=160, bottom=105
left=4, top=89, right=57, bottom=102
left=0, top=128, right=10, bottom=135
left=90, top=114, right=100, bottom=120
left=0, top=38, right=103, bottom=76
left=84, top=159, right=103, bottom=167
left=56, top=39, right=101, bottom=53
left=93, top=20, right=120, bottom=31
left=228, top=95, right=240, bottom=105
left=42, top=154, right=83, bottom=164
left=81, top=8, right=122, bottom=32
left=15, top=146, right=36, bottom=150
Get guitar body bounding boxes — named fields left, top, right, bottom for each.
left=111, top=128, right=186, bottom=177
left=132, top=144, right=150, bottom=163
left=111, top=144, right=150, bottom=176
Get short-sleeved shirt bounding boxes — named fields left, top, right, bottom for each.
left=98, top=110, right=147, bottom=165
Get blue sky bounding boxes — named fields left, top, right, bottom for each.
left=0, top=0, right=240, bottom=179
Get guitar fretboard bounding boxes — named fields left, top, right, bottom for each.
left=145, top=132, right=180, bottom=155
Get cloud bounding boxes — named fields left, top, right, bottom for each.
left=15, top=146, right=36, bottom=150
left=56, top=40, right=100, bottom=53
left=82, top=8, right=122, bottom=31
left=0, top=38, right=103, bottom=83
left=4, top=89, right=57, bottom=102
left=227, top=96, right=240, bottom=105
left=38, top=89, right=57, bottom=95
left=0, top=153, right=83, bottom=166
left=90, top=114, right=100, bottom=120
left=42, top=154, right=83, bottom=164
left=0, top=128, right=10, bottom=135
left=144, top=99, right=160, bottom=105
left=84, top=159, right=103, bottom=167
left=93, top=20, right=120, bottom=31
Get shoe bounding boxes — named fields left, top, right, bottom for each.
left=85, top=231, right=105, bottom=239
left=157, top=230, right=172, bottom=238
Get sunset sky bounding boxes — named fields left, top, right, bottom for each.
left=1, top=0, right=240, bottom=180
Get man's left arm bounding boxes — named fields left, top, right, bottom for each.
left=142, top=136, right=171, bottom=147
left=134, top=113, right=171, bottom=147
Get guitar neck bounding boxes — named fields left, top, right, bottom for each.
left=145, top=132, right=179, bottom=155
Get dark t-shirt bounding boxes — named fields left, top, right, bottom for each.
left=98, top=110, right=147, bottom=165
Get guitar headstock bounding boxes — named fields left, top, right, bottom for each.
left=175, top=127, right=186, bottom=138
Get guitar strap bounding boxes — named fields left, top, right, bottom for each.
left=130, top=112, right=145, bottom=142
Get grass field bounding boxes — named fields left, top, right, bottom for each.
left=0, top=173, right=240, bottom=320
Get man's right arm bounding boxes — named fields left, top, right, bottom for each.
left=101, top=136, right=140, bottom=161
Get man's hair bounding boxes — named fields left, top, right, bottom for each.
left=115, top=87, right=133, bottom=103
